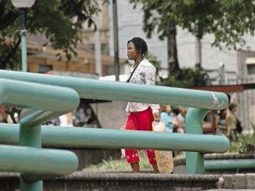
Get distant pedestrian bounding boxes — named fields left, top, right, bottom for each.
left=160, top=105, right=173, bottom=132
left=226, top=103, right=238, bottom=141
left=0, top=105, right=8, bottom=123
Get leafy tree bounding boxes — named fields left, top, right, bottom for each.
left=129, top=0, right=255, bottom=75
left=147, top=53, right=161, bottom=77
left=170, top=0, right=255, bottom=49
left=130, top=0, right=180, bottom=74
left=0, top=0, right=99, bottom=69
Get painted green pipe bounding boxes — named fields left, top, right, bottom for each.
left=0, top=124, right=229, bottom=153
left=20, top=110, right=63, bottom=127
left=20, top=177, right=42, bottom=191
left=0, top=79, right=79, bottom=112
left=19, top=124, right=41, bottom=147
left=205, top=159, right=255, bottom=170
left=0, top=70, right=228, bottom=110
left=185, top=108, right=210, bottom=174
left=0, top=124, right=20, bottom=144
left=0, top=145, right=78, bottom=176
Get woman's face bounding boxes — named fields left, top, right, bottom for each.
left=232, top=106, right=237, bottom=113
left=127, top=42, right=140, bottom=61
left=166, top=105, right=171, bottom=112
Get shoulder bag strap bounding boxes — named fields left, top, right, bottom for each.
left=126, top=64, right=139, bottom=83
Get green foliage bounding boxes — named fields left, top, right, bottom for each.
left=147, top=53, right=161, bottom=76
left=159, top=66, right=210, bottom=88
left=229, top=126, right=255, bottom=154
left=0, top=0, right=99, bottom=69
left=130, top=0, right=255, bottom=49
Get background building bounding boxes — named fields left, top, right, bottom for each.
left=107, top=1, right=255, bottom=132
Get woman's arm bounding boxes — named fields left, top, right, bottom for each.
left=143, top=64, right=160, bottom=118
left=225, top=115, right=232, bottom=137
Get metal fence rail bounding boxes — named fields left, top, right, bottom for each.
left=0, top=124, right=229, bottom=152
left=0, top=70, right=227, bottom=109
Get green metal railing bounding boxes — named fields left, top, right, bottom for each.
left=0, top=70, right=230, bottom=191
left=0, top=78, right=80, bottom=191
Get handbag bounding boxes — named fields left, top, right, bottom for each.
left=152, top=120, right=166, bottom=132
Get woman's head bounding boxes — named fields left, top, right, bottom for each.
left=161, top=105, right=171, bottom=113
left=229, top=103, right=237, bottom=113
left=127, top=37, right=148, bottom=61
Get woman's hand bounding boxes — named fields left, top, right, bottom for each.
left=153, top=112, right=160, bottom=121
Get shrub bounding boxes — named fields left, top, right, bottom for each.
left=159, top=66, right=210, bottom=88
left=228, top=126, right=255, bottom=153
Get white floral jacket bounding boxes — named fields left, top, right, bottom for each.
left=125, top=59, right=160, bottom=114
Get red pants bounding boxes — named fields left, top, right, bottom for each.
left=125, top=107, right=156, bottom=164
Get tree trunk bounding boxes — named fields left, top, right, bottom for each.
left=167, top=23, right=179, bottom=76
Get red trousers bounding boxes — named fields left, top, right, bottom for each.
left=125, top=107, right=156, bottom=164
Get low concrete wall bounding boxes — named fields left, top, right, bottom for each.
left=0, top=172, right=220, bottom=191
left=222, top=173, right=255, bottom=189
left=70, top=148, right=121, bottom=170
left=1, top=172, right=255, bottom=190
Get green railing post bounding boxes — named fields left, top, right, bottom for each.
left=185, top=108, right=209, bottom=174
left=20, top=177, right=42, bottom=191
left=19, top=124, right=41, bottom=147
left=19, top=121, right=42, bottom=191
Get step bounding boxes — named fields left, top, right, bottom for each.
left=1, top=172, right=254, bottom=190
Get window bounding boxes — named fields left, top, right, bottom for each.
left=247, top=65, right=255, bottom=75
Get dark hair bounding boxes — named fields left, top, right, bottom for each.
left=172, top=108, right=179, bottom=115
left=226, top=93, right=231, bottom=104
left=229, top=103, right=237, bottom=111
left=127, top=37, right=148, bottom=57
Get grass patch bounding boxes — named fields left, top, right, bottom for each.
left=83, top=150, right=184, bottom=172
left=83, top=150, right=152, bottom=172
